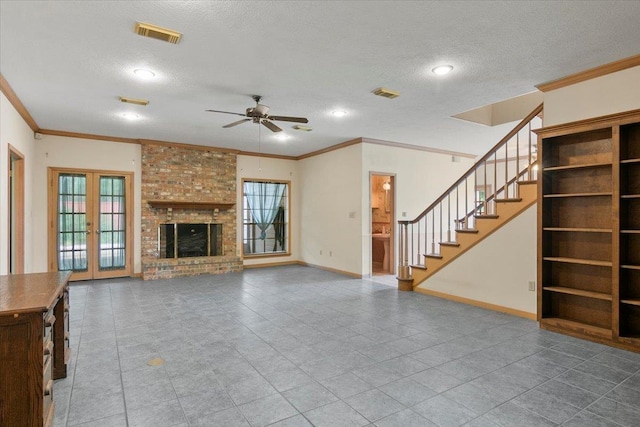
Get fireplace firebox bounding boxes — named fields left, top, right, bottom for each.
left=158, top=223, right=222, bottom=258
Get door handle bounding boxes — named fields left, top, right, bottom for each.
left=86, top=229, right=91, bottom=235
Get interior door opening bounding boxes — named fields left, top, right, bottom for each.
left=371, top=173, right=395, bottom=276
left=8, top=145, right=25, bottom=274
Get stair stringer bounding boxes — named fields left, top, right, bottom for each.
left=411, top=181, right=537, bottom=289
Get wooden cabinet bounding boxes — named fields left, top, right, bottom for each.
left=0, top=272, right=71, bottom=427
left=537, top=110, right=640, bottom=352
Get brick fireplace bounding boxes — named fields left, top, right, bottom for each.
left=141, top=143, right=242, bottom=280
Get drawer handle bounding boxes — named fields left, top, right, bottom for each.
left=44, top=379, right=53, bottom=396
left=44, top=314, right=56, bottom=327
left=43, top=340, right=53, bottom=356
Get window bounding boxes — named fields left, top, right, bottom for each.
left=242, top=180, right=289, bottom=256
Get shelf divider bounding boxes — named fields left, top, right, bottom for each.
left=544, top=286, right=612, bottom=301
left=543, top=257, right=612, bottom=267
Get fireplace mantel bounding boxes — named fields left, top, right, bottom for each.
left=147, top=200, right=235, bottom=210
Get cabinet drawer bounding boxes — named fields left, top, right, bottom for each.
left=43, top=354, right=54, bottom=425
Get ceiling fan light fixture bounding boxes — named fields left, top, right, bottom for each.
left=432, top=65, right=454, bottom=75
left=332, top=110, right=347, bottom=117
left=133, top=68, right=156, bottom=79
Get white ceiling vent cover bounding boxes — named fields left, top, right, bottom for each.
left=134, top=22, right=182, bottom=44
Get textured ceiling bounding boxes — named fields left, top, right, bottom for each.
left=1, top=1, right=639, bottom=157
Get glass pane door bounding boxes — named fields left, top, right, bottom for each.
left=98, top=176, right=126, bottom=271
left=58, top=174, right=89, bottom=276
left=52, top=170, right=131, bottom=280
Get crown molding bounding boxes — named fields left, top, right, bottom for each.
left=0, top=73, right=39, bottom=131
left=536, top=53, right=640, bottom=93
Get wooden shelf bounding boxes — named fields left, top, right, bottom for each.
left=621, top=158, right=640, bottom=164
left=544, top=162, right=612, bottom=171
left=543, top=257, right=612, bottom=267
left=544, top=286, right=612, bottom=301
left=622, top=264, right=640, bottom=271
left=621, top=194, right=640, bottom=199
left=621, top=299, right=640, bottom=307
left=540, top=317, right=612, bottom=340
left=543, top=192, right=612, bottom=198
left=621, top=230, right=640, bottom=234
left=147, top=200, right=235, bottom=210
left=543, top=227, right=612, bottom=233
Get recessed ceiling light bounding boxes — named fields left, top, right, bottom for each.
left=274, top=134, right=289, bottom=141
left=121, top=112, right=140, bottom=120
left=133, top=68, right=156, bottom=79
left=332, top=110, right=347, bottom=117
left=432, top=65, right=454, bottom=75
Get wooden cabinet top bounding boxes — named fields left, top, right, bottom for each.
left=0, top=271, right=71, bottom=315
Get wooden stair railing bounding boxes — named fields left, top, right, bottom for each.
left=397, top=104, right=543, bottom=287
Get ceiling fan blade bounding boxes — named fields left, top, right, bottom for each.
left=205, top=109, right=247, bottom=117
left=261, top=120, right=282, bottom=132
left=223, top=118, right=251, bottom=128
left=268, top=115, right=308, bottom=123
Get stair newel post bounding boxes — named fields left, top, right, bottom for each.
left=397, top=220, right=413, bottom=290
left=408, top=221, right=420, bottom=266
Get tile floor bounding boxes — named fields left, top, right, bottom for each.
left=52, top=265, right=640, bottom=427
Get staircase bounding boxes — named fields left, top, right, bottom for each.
left=397, top=104, right=543, bottom=291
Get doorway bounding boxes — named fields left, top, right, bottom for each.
left=48, top=168, right=133, bottom=281
left=8, top=145, right=25, bottom=274
left=370, top=173, right=395, bottom=276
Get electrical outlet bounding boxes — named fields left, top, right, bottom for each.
left=528, top=281, right=536, bottom=291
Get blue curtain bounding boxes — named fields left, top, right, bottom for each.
left=244, top=182, right=286, bottom=240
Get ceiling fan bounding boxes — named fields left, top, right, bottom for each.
left=206, top=95, right=308, bottom=133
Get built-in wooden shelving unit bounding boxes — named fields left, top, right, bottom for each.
left=537, top=110, right=640, bottom=352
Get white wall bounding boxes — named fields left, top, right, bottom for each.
left=31, top=135, right=142, bottom=273
left=544, top=66, right=640, bottom=126
left=237, top=155, right=300, bottom=266
left=422, top=205, right=537, bottom=314
left=361, top=143, right=475, bottom=276
left=0, top=92, right=37, bottom=274
left=299, top=144, right=363, bottom=275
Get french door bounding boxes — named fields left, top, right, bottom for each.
left=48, top=168, right=133, bottom=281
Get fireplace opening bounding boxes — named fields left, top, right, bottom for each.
left=158, top=223, right=222, bottom=258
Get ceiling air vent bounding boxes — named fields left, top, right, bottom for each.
left=134, top=22, right=182, bottom=44
left=372, top=87, right=400, bottom=99
left=119, top=97, right=149, bottom=106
